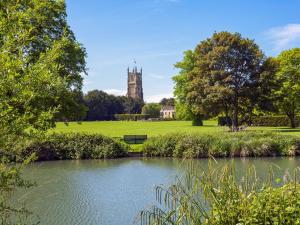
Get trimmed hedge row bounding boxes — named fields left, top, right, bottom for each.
left=251, top=115, right=300, bottom=127
left=115, top=114, right=150, bottom=121
left=142, top=131, right=300, bottom=158
left=21, top=133, right=129, bottom=160
left=218, top=116, right=300, bottom=127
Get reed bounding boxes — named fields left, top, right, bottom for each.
left=139, top=162, right=300, bottom=225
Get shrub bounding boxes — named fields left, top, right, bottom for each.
left=140, top=163, right=300, bottom=225
left=192, top=117, right=203, bottom=126
left=251, top=115, right=300, bottom=127
left=143, top=133, right=184, bottom=157
left=21, top=133, right=129, bottom=160
left=114, top=114, right=150, bottom=121
left=142, top=131, right=300, bottom=158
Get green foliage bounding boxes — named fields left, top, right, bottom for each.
left=140, top=164, right=300, bottom=225
left=21, top=133, right=129, bottom=160
left=83, top=90, right=144, bottom=121
left=142, top=131, right=300, bottom=158
left=173, top=50, right=195, bottom=120
left=174, top=102, right=193, bottom=120
left=252, top=115, right=300, bottom=127
left=120, top=96, right=144, bottom=114
left=175, top=32, right=265, bottom=131
left=218, top=116, right=232, bottom=126
left=84, top=90, right=124, bottom=120
left=274, top=48, right=300, bottom=128
left=192, top=116, right=203, bottom=126
left=159, top=98, right=175, bottom=106
left=0, top=0, right=87, bottom=146
left=0, top=0, right=87, bottom=124
left=142, top=103, right=161, bottom=118
left=115, top=114, right=150, bottom=121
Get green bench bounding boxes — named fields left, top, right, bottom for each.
left=123, top=135, right=147, bottom=144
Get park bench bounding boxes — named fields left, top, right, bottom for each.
left=123, top=135, right=147, bottom=144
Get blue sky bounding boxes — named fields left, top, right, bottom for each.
left=66, top=0, right=300, bottom=102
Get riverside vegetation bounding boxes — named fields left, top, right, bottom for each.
left=142, top=131, right=300, bottom=158
left=140, top=163, right=300, bottom=225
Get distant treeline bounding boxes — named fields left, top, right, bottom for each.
left=74, top=90, right=175, bottom=121
left=82, top=90, right=144, bottom=121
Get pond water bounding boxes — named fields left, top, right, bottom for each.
left=16, top=157, right=300, bottom=225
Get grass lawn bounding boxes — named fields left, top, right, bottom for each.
left=53, top=120, right=300, bottom=137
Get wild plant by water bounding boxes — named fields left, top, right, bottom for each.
left=139, top=161, right=300, bottom=225
left=142, top=131, right=300, bottom=158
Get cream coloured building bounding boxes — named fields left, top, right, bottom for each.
left=160, top=106, right=175, bottom=119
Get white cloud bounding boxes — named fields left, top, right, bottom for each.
left=266, top=24, right=300, bottom=50
left=145, top=93, right=173, bottom=103
left=104, top=89, right=126, bottom=96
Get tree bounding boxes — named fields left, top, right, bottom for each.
left=173, top=50, right=195, bottom=120
left=159, top=98, right=175, bottom=106
left=187, top=32, right=264, bottom=131
left=0, top=0, right=87, bottom=122
left=0, top=0, right=86, bottom=222
left=84, top=90, right=124, bottom=120
left=274, top=48, right=300, bottom=128
left=142, top=103, right=161, bottom=118
left=120, top=96, right=144, bottom=114
left=250, top=57, right=280, bottom=116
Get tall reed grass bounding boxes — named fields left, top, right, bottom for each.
left=139, top=162, right=300, bottom=225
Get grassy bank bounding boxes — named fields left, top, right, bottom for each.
left=53, top=120, right=300, bottom=137
left=142, top=131, right=300, bottom=158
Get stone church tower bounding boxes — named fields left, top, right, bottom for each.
left=127, top=67, right=143, bottom=101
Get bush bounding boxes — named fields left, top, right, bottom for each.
left=140, top=164, right=300, bottom=225
left=114, top=114, right=150, bottom=121
left=142, top=131, right=300, bottom=158
left=251, top=115, right=300, bottom=127
left=21, top=133, right=129, bottom=160
left=192, top=117, right=203, bottom=126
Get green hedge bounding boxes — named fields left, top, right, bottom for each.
left=252, top=115, right=300, bottom=127
left=115, top=114, right=150, bottom=121
left=21, top=133, right=129, bottom=160
left=142, top=131, right=300, bottom=158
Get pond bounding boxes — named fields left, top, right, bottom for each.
left=16, top=157, right=300, bottom=225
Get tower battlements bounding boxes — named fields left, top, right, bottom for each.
left=127, top=67, right=143, bottom=101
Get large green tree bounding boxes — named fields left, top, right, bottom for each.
left=84, top=90, right=124, bottom=120
left=0, top=0, right=87, bottom=222
left=274, top=48, right=300, bottom=128
left=0, top=0, right=87, bottom=123
left=187, top=32, right=264, bottom=131
left=142, top=103, right=161, bottom=118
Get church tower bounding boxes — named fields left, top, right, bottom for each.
left=127, top=66, right=143, bottom=101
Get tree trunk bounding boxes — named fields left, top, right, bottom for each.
left=224, top=103, right=231, bottom=127
left=232, top=95, right=239, bottom=132
left=288, top=114, right=296, bottom=128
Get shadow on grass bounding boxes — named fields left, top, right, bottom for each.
left=272, top=128, right=300, bottom=133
